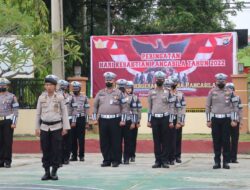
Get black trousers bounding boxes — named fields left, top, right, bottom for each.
left=62, top=119, right=72, bottom=162
left=176, top=127, right=183, bottom=159
left=40, top=128, right=62, bottom=169
left=230, top=123, right=240, bottom=162
left=151, top=116, right=169, bottom=164
left=122, top=120, right=131, bottom=161
left=167, top=118, right=176, bottom=162
left=211, top=117, right=231, bottom=164
left=71, top=116, right=86, bottom=158
left=98, top=117, right=121, bottom=164
left=129, top=126, right=138, bottom=158
left=0, top=119, right=14, bottom=164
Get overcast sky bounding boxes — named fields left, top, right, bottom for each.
left=228, top=1, right=250, bottom=34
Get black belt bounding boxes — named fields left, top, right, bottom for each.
left=41, top=120, right=62, bottom=126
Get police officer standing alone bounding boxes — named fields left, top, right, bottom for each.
left=35, top=75, right=70, bottom=180
left=58, top=80, right=73, bottom=165
left=206, top=73, right=238, bottom=169
left=147, top=71, right=170, bottom=168
left=70, top=81, right=90, bottom=162
left=93, top=72, right=125, bottom=167
left=0, top=78, right=19, bottom=168
left=225, top=82, right=243, bottom=164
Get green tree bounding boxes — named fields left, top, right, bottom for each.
left=153, top=0, right=244, bottom=33
left=0, top=0, right=82, bottom=78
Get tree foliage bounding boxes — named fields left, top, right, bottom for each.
left=0, top=0, right=82, bottom=78
left=47, top=0, right=245, bottom=77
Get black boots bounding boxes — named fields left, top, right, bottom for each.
left=51, top=167, right=58, bottom=180
left=41, top=168, right=50, bottom=180
left=41, top=167, right=58, bottom=180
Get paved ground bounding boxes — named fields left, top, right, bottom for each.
left=0, top=153, right=250, bottom=190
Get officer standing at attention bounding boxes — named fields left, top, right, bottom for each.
left=93, top=72, right=125, bottom=167
left=147, top=71, right=170, bottom=169
left=168, top=75, right=186, bottom=164
left=206, top=73, right=238, bottom=169
left=58, top=79, right=73, bottom=165
left=116, top=78, right=130, bottom=164
left=225, top=82, right=243, bottom=164
left=0, top=78, right=19, bottom=168
left=35, top=75, right=70, bottom=180
left=125, top=81, right=142, bottom=163
left=70, top=81, right=90, bottom=162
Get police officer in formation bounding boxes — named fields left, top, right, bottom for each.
left=70, top=81, right=90, bottom=162
left=126, top=81, right=142, bottom=163
left=93, top=72, right=125, bottom=167
left=35, top=75, right=70, bottom=180
left=206, top=73, right=239, bottom=169
left=118, top=79, right=142, bottom=164
left=0, top=78, right=19, bottom=168
left=225, top=82, right=243, bottom=164
left=116, top=78, right=130, bottom=164
left=58, top=80, right=73, bottom=165
left=147, top=71, right=171, bottom=168
left=168, top=75, right=186, bottom=164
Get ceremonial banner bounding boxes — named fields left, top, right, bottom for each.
left=91, top=33, right=237, bottom=97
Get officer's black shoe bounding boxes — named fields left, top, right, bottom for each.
left=4, top=163, right=11, bottom=168
left=212, top=163, right=221, bottom=169
left=112, top=162, right=120, bottom=167
left=51, top=168, right=58, bottom=180
left=161, top=163, right=170, bottom=168
left=223, top=163, right=230, bottom=169
left=79, top=157, right=85, bottom=162
left=123, top=160, right=129, bottom=165
left=101, top=162, right=111, bottom=167
left=130, top=157, right=135, bottom=162
left=231, top=160, right=239, bottom=164
left=64, top=160, right=69, bottom=165
left=176, top=158, right=182, bottom=163
left=152, top=163, right=161, bottom=168
left=41, top=168, right=50, bottom=181
left=70, top=157, right=77, bottom=161
left=169, top=161, right=175, bottom=165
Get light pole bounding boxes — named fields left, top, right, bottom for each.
left=51, top=0, right=64, bottom=79
left=107, top=0, right=111, bottom=35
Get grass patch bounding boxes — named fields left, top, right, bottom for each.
left=14, top=133, right=250, bottom=142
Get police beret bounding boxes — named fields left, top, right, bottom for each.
left=126, top=81, right=134, bottom=87
left=215, top=73, right=227, bottom=81
left=58, top=79, right=69, bottom=87
left=154, top=71, right=166, bottom=79
left=0, top=78, right=10, bottom=85
left=116, top=79, right=127, bottom=87
left=104, top=72, right=116, bottom=80
left=71, top=81, right=81, bottom=88
left=44, top=75, right=58, bottom=85
left=170, top=75, right=179, bottom=83
left=225, top=82, right=235, bottom=90
left=164, top=78, right=174, bottom=86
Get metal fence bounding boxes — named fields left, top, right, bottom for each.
left=9, top=79, right=44, bottom=109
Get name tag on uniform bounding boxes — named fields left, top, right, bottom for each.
left=110, top=99, right=113, bottom=104
left=132, top=103, right=137, bottom=107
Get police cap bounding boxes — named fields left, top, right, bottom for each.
left=45, top=75, right=58, bottom=85
left=0, top=78, right=10, bottom=85
left=215, top=73, right=227, bottom=81
left=104, top=72, right=116, bottom=80
left=154, top=71, right=166, bottom=80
